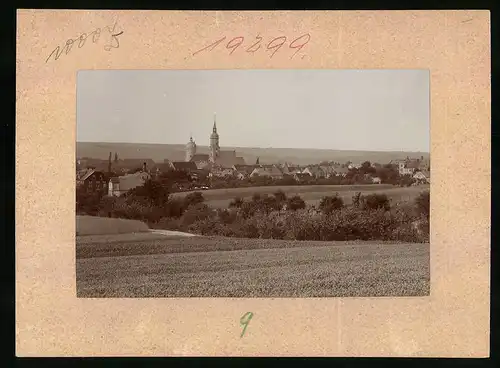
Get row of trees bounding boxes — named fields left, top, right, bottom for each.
left=153, top=189, right=430, bottom=243
left=77, top=174, right=430, bottom=243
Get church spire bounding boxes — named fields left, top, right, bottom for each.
left=213, top=112, right=217, bottom=133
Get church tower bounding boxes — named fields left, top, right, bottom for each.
left=209, top=113, right=220, bottom=163
left=185, top=135, right=197, bottom=162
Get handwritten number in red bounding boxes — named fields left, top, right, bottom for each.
left=192, top=36, right=227, bottom=56
left=289, top=33, right=311, bottom=59
left=266, top=36, right=287, bottom=58
left=246, top=35, right=263, bottom=53
left=226, top=37, right=244, bottom=55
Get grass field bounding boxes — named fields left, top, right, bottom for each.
left=172, top=184, right=430, bottom=209
left=76, top=234, right=430, bottom=298
left=76, top=215, right=150, bottom=236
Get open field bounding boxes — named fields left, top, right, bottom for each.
left=76, top=215, right=150, bottom=236
left=77, top=141, right=429, bottom=166
left=172, top=184, right=430, bottom=209
left=76, top=234, right=430, bottom=297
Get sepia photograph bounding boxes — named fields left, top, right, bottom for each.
left=76, top=69, right=430, bottom=298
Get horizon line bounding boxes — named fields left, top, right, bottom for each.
left=76, top=141, right=430, bottom=154
left=76, top=141, right=429, bottom=154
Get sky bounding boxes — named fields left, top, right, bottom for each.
left=77, top=69, right=429, bottom=152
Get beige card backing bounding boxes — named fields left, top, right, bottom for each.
left=16, top=10, right=490, bottom=357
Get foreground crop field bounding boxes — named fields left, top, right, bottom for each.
left=76, top=234, right=430, bottom=297
left=172, top=184, right=429, bottom=208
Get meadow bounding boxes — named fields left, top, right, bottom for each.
left=76, top=234, right=430, bottom=298
left=172, top=184, right=429, bottom=209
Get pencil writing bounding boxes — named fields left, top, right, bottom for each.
left=192, top=34, right=311, bottom=59
left=240, top=312, right=254, bottom=338
left=45, top=19, right=123, bottom=63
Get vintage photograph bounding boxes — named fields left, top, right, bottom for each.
left=76, top=69, right=430, bottom=298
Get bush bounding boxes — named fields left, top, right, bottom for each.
left=362, top=193, right=390, bottom=211
left=181, top=203, right=213, bottom=226
left=183, top=191, right=204, bottom=209
left=319, top=194, right=344, bottom=214
left=273, top=190, right=287, bottom=203
left=286, top=195, right=306, bottom=211
left=352, top=192, right=362, bottom=208
left=414, top=190, right=430, bottom=219
left=229, top=197, right=244, bottom=208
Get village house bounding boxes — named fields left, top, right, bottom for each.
left=250, top=165, right=284, bottom=179
left=209, top=166, right=236, bottom=178
left=333, top=166, right=350, bottom=177
left=170, top=161, right=198, bottom=172
left=233, top=164, right=259, bottom=180
left=302, top=166, right=326, bottom=179
left=319, top=165, right=338, bottom=178
left=413, top=170, right=431, bottom=184
left=280, top=163, right=302, bottom=175
left=398, top=160, right=420, bottom=176
left=189, top=153, right=211, bottom=169
left=293, top=172, right=311, bottom=182
left=108, top=171, right=151, bottom=197
left=76, top=168, right=109, bottom=193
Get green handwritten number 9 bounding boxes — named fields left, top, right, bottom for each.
left=240, top=312, right=254, bottom=338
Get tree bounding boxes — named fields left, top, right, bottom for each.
left=126, top=179, right=170, bottom=207
left=319, top=194, right=344, bottom=214
left=287, top=195, right=306, bottom=211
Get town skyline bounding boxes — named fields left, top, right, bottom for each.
left=77, top=69, right=430, bottom=152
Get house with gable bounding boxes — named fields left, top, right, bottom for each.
left=108, top=171, right=151, bottom=197
left=302, top=166, right=326, bottom=179
left=413, top=170, right=430, bottom=184
left=250, top=165, right=284, bottom=180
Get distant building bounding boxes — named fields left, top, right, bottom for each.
left=190, top=154, right=211, bottom=169
left=108, top=171, right=151, bottom=197
left=302, top=166, right=326, bottom=179
left=333, top=167, right=350, bottom=177
left=293, top=173, right=311, bottom=182
left=398, top=159, right=421, bottom=176
left=250, top=166, right=283, bottom=179
left=185, top=113, right=246, bottom=168
left=170, top=161, right=198, bottom=172
left=233, top=164, right=260, bottom=178
left=413, top=170, right=430, bottom=184
left=281, top=164, right=302, bottom=175
left=209, top=167, right=235, bottom=178
left=76, top=169, right=109, bottom=193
